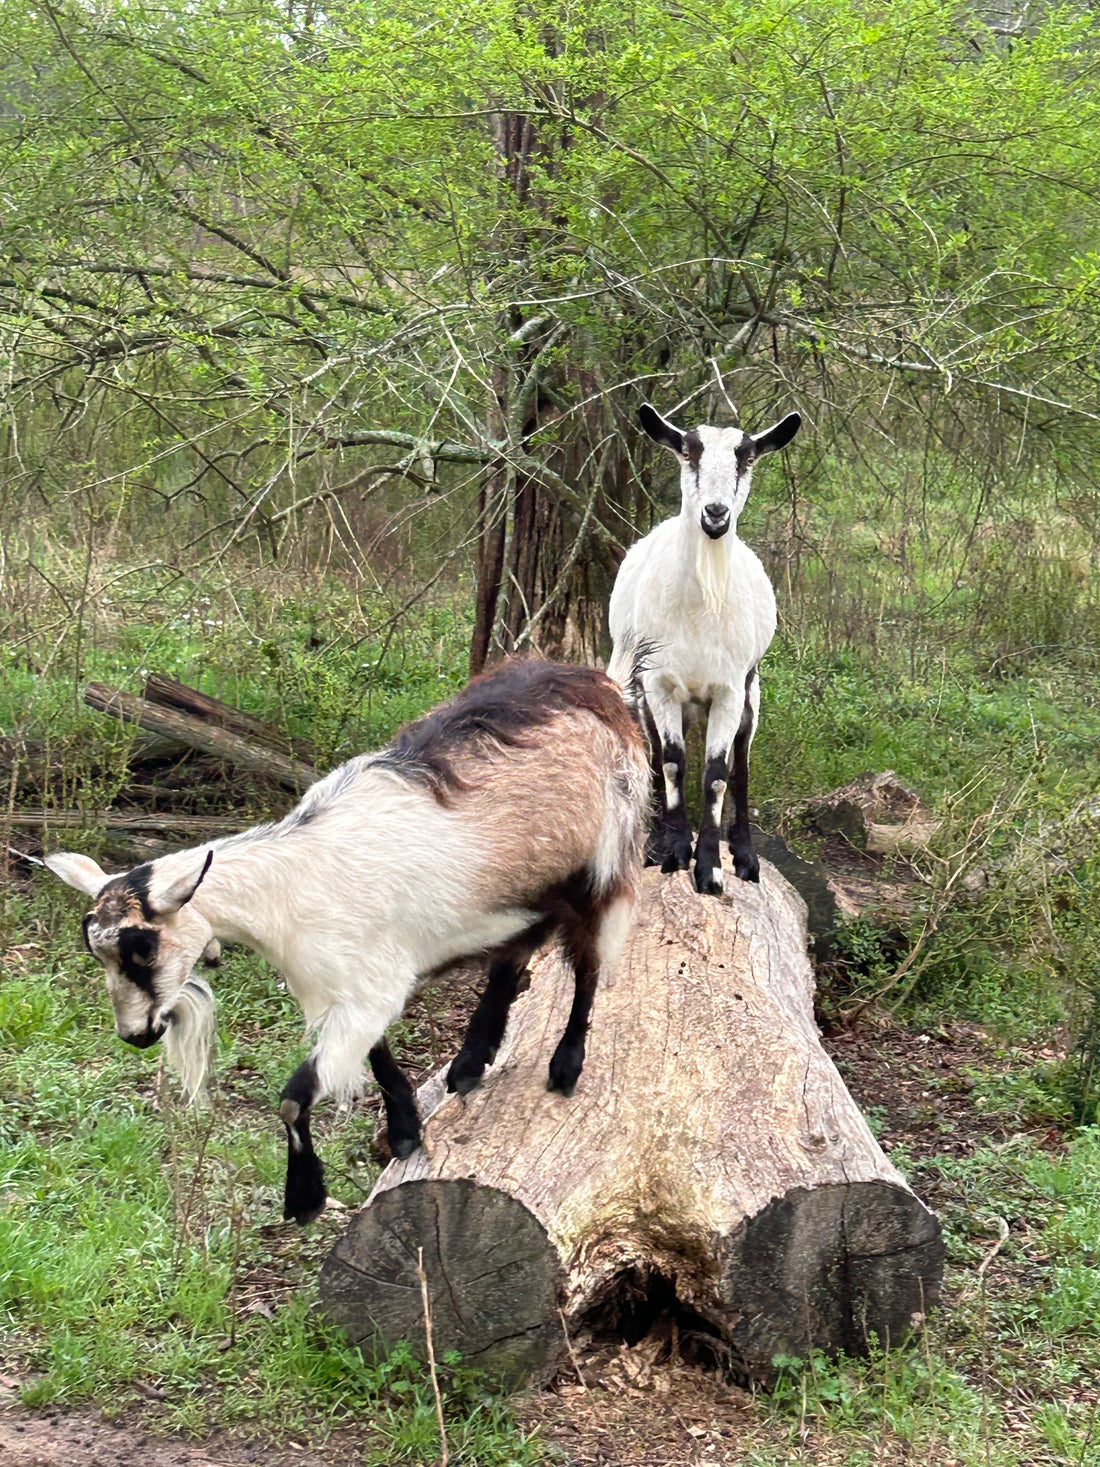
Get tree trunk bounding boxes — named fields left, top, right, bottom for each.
left=318, top=862, right=943, bottom=1385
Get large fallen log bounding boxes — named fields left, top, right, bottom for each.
left=143, top=674, right=316, bottom=764
left=84, top=683, right=316, bottom=792
left=319, top=861, right=943, bottom=1385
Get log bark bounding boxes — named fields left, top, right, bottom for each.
left=84, top=684, right=316, bottom=791
left=143, top=674, right=316, bottom=763
left=319, top=862, right=944, bottom=1385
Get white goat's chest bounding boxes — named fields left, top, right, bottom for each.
left=610, top=523, right=777, bottom=702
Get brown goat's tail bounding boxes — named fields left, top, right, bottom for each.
left=606, top=633, right=656, bottom=727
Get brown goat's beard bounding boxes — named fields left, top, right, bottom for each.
left=161, top=974, right=216, bottom=1104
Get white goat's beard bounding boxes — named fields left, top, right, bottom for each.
left=161, top=975, right=216, bottom=1104
left=696, top=535, right=729, bottom=617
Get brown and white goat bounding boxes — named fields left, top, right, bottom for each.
left=45, top=657, right=649, bottom=1223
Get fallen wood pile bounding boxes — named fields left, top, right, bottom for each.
left=4, top=811, right=238, bottom=837
left=319, top=861, right=944, bottom=1385
left=795, top=770, right=941, bottom=856
left=84, top=679, right=316, bottom=792
left=3, top=676, right=317, bottom=871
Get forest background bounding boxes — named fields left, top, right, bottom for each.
left=3, top=1, right=1100, bottom=1464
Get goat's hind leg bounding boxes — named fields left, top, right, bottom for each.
left=727, top=668, right=761, bottom=884
left=448, top=927, right=547, bottom=1096
left=279, top=1058, right=327, bottom=1225
left=369, top=1037, right=421, bottom=1158
left=548, top=889, right=632, bottom=1095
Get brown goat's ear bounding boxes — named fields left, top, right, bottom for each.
left=750, top=412, right=802, bottom=456
left=148, top=850, right=214, bottom=916
left=43, top=852, right=110, bottom=897
left=638, top=402, right=686, bottom=456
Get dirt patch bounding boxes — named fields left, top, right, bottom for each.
left=826, top=1019, right=1065, bottom=1164
left=0, top=1399, right=352, bottom=1467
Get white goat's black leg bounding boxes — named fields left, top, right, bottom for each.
left=694, top=747, right=731, bottom=896
left=645, top=694, right=693, bottom=872
left=368, top=1038, right=421, bottom=1159
left=692, top=685, right=740, bottom=895
left=447, top=930, right=546, bottom=1095
left=641, top=701, right=668, bottom=866
left=727, top=668, right=760, bottom=883
left=279, top=1058, right=327, bottom=1225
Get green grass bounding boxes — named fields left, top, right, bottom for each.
left=0, top=914, right=544, bottom=1463
left=742, top=1125, right=1100, bottom=1464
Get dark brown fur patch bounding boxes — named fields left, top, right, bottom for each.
left=378, top=656, right=642, bottom=804
left=684, top=429, right=704, bottom=472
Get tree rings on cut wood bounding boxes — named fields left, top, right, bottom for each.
left=318, top=862, right=944, bottom=1384
left=321, top=1178, right=565, bottom=1384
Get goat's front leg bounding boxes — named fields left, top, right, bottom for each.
left=279, top=1057, right=327, bottom=1225
left=727, top=668, right=761, bottom=884
left=279, top=992, right=417, bottom=1223
left=693, top=685, right=741, bottom=895
left=645, top=691, right=692, bottom=873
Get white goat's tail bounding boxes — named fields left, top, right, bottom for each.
left=163, top=975, right=216, bottom=1105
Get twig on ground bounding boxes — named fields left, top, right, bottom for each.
left=978, top=1216, right=1010, bottom=1278
left=416, top=1246, right=449, bottom=1467
left=558, top=1306, right=587, bottom=1389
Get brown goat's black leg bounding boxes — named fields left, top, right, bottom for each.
left=448, top=928, right=547, bottom=1095
left=728, top=669, right=760, bottom=884
left=369, top=1037, right=421, bottom=1159
left=279, top=1058, right=326, bottom=1225
left=547, top=906, right=605, bottom=1096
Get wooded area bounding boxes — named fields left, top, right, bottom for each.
left=4, top=0, right=1100, bottom=661
left=4, top=3, right=1100, bottom=1464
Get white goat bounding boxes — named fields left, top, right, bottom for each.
left=45, top=656, right=648, bottom=1224
left=608, top=401, right=801, bottom=894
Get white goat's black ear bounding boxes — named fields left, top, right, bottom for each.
left=750, top=412, right=802, bottom=456
left=638, top=402, right=686, bottom=456
left=42, top=851, right=110, bottom=897
left=148, top=850, right=214, bottom=916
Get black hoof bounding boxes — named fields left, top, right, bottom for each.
left=447, top=1049, right=487, bottom=1095
left=284, top=1152, right=326, bottom=1226
left=694, top=862, right=725, bottom=896
left=390, top=1133, right=421, bottom=1160
left=647, top=820, right=693, bottom=873
left=548, top=1041, right=584, bottom=1096
left=733, top=852, right=760, bottom=883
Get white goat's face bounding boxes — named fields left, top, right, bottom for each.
left=44, top=850, right=216, bottom=1049
left=638, top=402, right=802, bottom=538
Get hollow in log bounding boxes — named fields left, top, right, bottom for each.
left=319, top=862, right=944, bottom=1384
